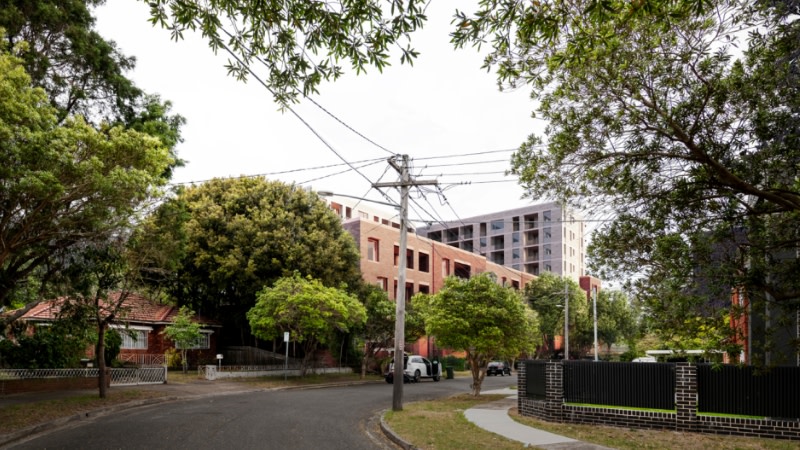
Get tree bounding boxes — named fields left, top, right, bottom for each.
left=595, top=290, right=640, bottom=357
left=0, top=46, right=174, bottom=310
left=456, top=0, right=799, bottom=357
left=247, top=273, right=367, bottom=376
left=163, top=306, right=202, bottom=373
left=524, top=273, right=591, bottom=359
left=415, top=273, right=538, bottom=396
left=143, top=178, right=362, bottom=345
left=54, top=239, right=142, bottom=398
left=146, top=0, right=428, bottom=105
left=356, top=282, right=425, bottom=378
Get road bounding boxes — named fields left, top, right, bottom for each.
left=10, top=375, right=515, bottom=449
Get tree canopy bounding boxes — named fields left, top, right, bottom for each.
left=141, top=178, right=362, bottom=344
left=0, top=47, right=173, bottom=309
left=415, top=273, right=538, bottom=396
left=247, top=273, right=366, bottom=375
left=523, top=273, right=591, bottom=359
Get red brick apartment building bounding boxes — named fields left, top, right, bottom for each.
left=342, top=218, right=535, bottom=358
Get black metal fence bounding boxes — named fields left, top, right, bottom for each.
left=697, top=364, right=800, bottom=418
left=563, top=361, right=675, bottom=410
left=525, top=360, right=547, bottom=400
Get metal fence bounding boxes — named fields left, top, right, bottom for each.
left=563, top=361, right=675, bottom=410
left=118, top=353, right=165, bottom=367
left=697, top=364, right=800, bottom=418
left=524, top=360, right=547, bottom=400
left=0, top=367, right=166, bottom=386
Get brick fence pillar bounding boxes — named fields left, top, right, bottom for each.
left=675, top=363, right=697, bottom=431
left=545, top=360, right=564, bottom=421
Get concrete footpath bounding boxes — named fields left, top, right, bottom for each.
left=465, top=388, right=612, bottom=449
left=2, top=380, right=611, bottom=449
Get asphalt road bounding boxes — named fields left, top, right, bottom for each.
left=10, top=375, right=516, bottom=450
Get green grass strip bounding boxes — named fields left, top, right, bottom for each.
left=565, top=402, right=675, bottom=413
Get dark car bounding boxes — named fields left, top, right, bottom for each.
left=486, top=361, right=511, bottom=376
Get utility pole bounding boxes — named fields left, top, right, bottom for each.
left=374, top=154, right=436, bottom=411
left=564, top=283, right=569, bottom=361
left=593, top=288, right=599, bottom=361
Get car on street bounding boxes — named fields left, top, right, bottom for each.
left=385, top=354, right=442, bottom=383
left=486, top=361, right=512, bottom=376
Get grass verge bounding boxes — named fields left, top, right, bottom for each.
left=0, top=389, right=168, bottom=434
left=383, top=394, right=798, bottom=450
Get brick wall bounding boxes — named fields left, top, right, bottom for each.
left=518, top=360, right=800, bottom=441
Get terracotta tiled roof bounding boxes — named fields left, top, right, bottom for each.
left=14, top=292, right=220, bottom=327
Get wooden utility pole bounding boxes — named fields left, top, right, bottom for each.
left=374, top=154, right=436, bottom=411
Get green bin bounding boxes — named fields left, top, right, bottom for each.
left=445, top=366, right=454, bottom=379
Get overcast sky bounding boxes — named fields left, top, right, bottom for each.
left=93, top=1, right=549, bottom=224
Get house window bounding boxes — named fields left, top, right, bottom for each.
left=120, top=329, right=149, bottom=350
left=175, top=331, right=213, bottom=350
left=377, top=277, right=389, bottom=291
left=418, top=252, right=430, bottom=273
left=368, top=238, right=380, bottom=262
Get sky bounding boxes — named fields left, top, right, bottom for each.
left=92, top=1, right=548, bottom=225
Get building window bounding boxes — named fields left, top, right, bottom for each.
left=377, top=277, right=388, bottom=291
left=175, top=331, right=212, bottom=350
left=394, top=245, right=400, bottom=265
left=454, top=262, right=471, bottom=279
left=418, top=252, right=430, bottom=273
left=345, top=207, right=352, bottom=219
left=442, top=258, right=451, bottom=276
left=490, top=219, right=504, bottom=232
left=418, top=284, right=430, bottom=295
left=511, top=280, right=520, bottom=290
left=119, top=328, right=149, bottom=350
left=406, top=249, right=414, bottom=269
left=358, top=210, right=369, bottom=219
left=367, top=238, right=380, bottom=262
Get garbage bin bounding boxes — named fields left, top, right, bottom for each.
left=445, top=366, right=454, bottom=379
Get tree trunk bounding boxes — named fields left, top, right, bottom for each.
left=467, top=353, right=484, bottom=396
left=97, top=325, right=108, bottom=398
left=182, top=349, right=188, bottom=374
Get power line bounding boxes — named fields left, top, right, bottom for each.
left=420, top=159, right=511, bottom=169
left=168, top=157, right=386, bottom=186
left=209, top=23, right=400, bottom=206
left=412, top=148, right=517, bottom=161
left=216, top=23, right=396, bottom=158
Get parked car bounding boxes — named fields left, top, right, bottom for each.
left=385, top=354, right=442, bottom=383
left=486, top=361, right=512, bottom=376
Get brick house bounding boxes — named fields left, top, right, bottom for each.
left=11, top=292, right=221, bottom=367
